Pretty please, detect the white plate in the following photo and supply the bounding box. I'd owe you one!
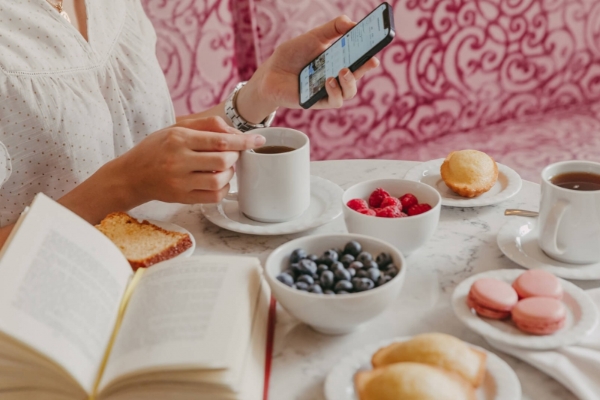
[452,269,599,350]
[148,220,195,258]
[324,336,521,400]
[199,176,343,235]
[497,218,600,280]
[404,158,522,207]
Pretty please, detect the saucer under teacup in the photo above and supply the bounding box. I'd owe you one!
[199,176,342,235]
[497,218,600,280]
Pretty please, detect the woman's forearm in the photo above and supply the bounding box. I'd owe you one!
[57,156,140,225]
[176,78,278,126]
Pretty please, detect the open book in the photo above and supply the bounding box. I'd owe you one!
[0,193,275,400]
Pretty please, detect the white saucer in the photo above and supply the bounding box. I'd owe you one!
[404,158,522,207]
[497,218,600,280]
[324,336,521,400]
[453,269,599,350]
[199,176,343,235]
[148,220,195,258]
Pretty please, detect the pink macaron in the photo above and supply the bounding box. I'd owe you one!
[512,270,563,300]
[512,297,567,335]
[467,278,519,319]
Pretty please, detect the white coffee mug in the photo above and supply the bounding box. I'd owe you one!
[229,127,310,223]
[538,160,600,264]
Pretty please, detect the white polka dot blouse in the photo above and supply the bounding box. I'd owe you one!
[0,0,175,226]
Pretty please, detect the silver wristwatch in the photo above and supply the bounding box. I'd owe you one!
[225,81,276,132]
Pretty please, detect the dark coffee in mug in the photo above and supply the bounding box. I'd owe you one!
[254,145,295,154]
[550,172,600,191]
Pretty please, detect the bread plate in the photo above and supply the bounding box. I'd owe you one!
[324,336,521,400]
[404,158,522,207]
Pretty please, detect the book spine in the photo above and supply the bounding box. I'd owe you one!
[263,296,277,400]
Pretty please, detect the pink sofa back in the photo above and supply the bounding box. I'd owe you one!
[142,0,600,160]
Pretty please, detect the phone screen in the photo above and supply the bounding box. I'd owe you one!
[299,3,390,105]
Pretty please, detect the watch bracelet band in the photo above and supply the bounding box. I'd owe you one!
[225,82,276,132]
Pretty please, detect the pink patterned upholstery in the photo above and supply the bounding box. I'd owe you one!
[142,0,600,182]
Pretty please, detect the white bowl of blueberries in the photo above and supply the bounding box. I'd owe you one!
[265,234,406,335]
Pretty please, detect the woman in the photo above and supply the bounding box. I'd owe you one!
[0,0,379,245]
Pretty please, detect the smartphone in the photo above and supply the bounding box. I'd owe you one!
[298,2,395,109]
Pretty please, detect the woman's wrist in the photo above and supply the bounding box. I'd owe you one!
[58,156,141,224]
[235,74,278,125]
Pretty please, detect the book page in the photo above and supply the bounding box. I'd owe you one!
[0,194,132,394]
[99,256,261,392]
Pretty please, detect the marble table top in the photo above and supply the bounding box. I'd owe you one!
[131,159,600,400]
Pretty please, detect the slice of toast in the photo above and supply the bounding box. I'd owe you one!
[96,212,193,270]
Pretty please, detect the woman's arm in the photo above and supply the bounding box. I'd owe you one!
[178,16,379,126]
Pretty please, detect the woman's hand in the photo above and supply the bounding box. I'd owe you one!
[236,15,381,122]
[118,116,265,204]
[59,117,265,224]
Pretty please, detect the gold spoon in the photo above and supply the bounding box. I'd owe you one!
[504,209,539,217]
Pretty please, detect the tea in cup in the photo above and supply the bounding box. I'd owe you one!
[227,128,310,223]
[538,161,600,264]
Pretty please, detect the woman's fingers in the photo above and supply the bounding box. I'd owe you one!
[186,167,235,192]
[186,150,239,172]
[338,68,357,100]
[184,184,232,204]
[311,15,356,44]
[176,127,265,152]
[316,77,343,109]
[353,57,380,80]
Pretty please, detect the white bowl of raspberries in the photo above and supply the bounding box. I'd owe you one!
[342,179,442,256]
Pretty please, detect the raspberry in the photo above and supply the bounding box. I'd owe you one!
[380,196,401,208]
[407,203,432,216]
[357,208,376,216]
[400,193,418,212]
[375,206,404,218]
[347,198,369,211]
[369,188,391,208]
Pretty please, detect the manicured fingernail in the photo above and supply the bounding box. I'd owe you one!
[343,69,352,81]
[254,135,266,146]
[328,78,337,88]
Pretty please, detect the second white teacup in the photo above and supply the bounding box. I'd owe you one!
[232,127,310,223]
[538,160,600,264]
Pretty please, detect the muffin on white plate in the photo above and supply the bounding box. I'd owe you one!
[440,150,498,198]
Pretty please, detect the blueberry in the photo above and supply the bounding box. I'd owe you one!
[367,268,381,282]
[298,259,317,275]
[348,261,364,271]
[320,270,335,289]
[354,278,375,292]
[335,248,345,258]
[330,261,345,272]
[297,275,314,286]
[340,254,355,267]
[334,268,351,282]
[317,264,329,274]
[295,281,309,291]
[357,252,373,264]
[351,277,362,288]
[336,290,350,294]
[348,267,356,277]
[344,240,362,257]
[386,265,399,278]
[324,290,335,295]
[283,268,296,278]
[376,252,393,269]
[320,249,338,266]
[276,273,294,287]
[356,269,370,278]
[312,273,319,280]
[290,248,307,264]
[377,275,392,287]
[309,284,323,294]
[307,254,319,262]
[334,280,353,292]
[365,260,379,270]
[290,263,301,276]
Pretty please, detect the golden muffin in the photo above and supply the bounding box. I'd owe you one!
[440,150,498,197]
[355,362,476,400]
[371,333,487,387]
